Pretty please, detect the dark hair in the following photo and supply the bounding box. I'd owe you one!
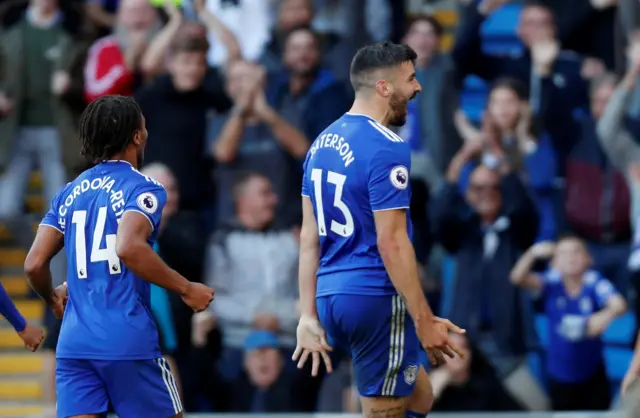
[171,33,210,55]
[349,42,417,92]
[283,24,321,47]
[79,95,143,163]
[490,77,528,100]
[405,14,444,38]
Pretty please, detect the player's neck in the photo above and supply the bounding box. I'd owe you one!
[106,153,138,169]
[349,98,390,126]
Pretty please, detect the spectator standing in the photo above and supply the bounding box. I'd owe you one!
[211,60,310,227]
[137,32,232,211]
[265,26,351,140]
[454,0,588,168]
[596,38,640,321]
[510,238,627,410]
[83,0,163,102]
[545,72,633,294]
[0,0,80,243]
[455,78,558,241]
[260,0,356,82]
[400,14,461,188]
[431,145,545,410]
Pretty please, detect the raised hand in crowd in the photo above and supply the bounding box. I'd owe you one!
[531,36,559,76]
[0,92,14,117]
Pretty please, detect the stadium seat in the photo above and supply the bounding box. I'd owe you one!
[534,314,549,348]
[480,3,524,55]
[460,76,488,123]
[604,346,633,382]
[603,312,637,346]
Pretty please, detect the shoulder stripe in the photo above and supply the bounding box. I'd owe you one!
[367,120,403,142]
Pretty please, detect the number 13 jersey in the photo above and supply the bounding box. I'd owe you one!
[40,160,167,360]
[301,113,413,297]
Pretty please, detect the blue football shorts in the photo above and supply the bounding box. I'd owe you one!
[56,357,181,418]
[317,293,420,397]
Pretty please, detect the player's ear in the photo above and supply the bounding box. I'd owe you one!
[131,130,141,147]
[375,79,392,97]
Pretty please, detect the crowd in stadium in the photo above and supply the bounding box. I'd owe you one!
[1,0,640,415]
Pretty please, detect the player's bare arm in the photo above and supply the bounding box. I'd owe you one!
[622,332,640,394]
[374,209,464,365]
[293,196,333,376]
[116,211,214,312]
[25,225,67,319]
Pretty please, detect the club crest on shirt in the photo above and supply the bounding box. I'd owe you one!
[136,192,158,214]
[580,297,593,314]
[403,365,418,385]
[390,166,409,190]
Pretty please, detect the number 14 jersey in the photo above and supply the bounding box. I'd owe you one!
[301,113,413,297]
[40,160,167,360]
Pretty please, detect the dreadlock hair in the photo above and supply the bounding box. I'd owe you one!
[79,95,143,163]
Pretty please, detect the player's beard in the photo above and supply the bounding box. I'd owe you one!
[388,93,409,127]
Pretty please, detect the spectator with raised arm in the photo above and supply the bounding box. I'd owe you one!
[454,0,588,167]
[455,78,558,241]
[431,143,544,409]
[210,60,310,227]
[510,238,627,410]
[83,0,163,102]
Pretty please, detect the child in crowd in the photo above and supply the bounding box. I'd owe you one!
[510,236,627,411]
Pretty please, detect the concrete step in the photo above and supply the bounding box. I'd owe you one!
[0,402,45,417]
[0,353,43,375]
[0,276,30,298]
[0,378,42,400]
[0,248,26,269]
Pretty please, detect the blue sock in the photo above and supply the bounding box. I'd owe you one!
[406,411,427,418]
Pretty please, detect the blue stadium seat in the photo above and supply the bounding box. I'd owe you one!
[603,312,637,346]
[480,3,524,56]
[460,76,489,123]
[604,346,633,382]
[527,350,546,388]
[534,314,549,348]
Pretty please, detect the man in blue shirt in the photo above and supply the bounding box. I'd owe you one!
[293,42,464,418]
[24,95,215,418]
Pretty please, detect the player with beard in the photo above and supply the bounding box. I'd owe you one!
[293,42,465,418]
[24,95,214,418]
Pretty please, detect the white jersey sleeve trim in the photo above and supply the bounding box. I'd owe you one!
[122,209,155,231]
[301,193,310,197]
[371,206,410,212]
[39,223,65,234]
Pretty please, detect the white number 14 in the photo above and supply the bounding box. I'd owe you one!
[71,207,121,279]
[310,168,354,237]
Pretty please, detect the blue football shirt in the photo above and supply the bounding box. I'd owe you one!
[302,113,412,296]
[537,269,617,382]
[40,160,167,360]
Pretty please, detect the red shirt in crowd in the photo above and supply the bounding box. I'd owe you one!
[84,36,135,103]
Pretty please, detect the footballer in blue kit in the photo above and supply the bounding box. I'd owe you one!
[292,42,464,418]
[24,95,215,418]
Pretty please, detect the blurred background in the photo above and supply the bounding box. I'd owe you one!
[1,0,640,416]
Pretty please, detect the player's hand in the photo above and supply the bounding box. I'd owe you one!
[181,282,214,312]
[417,316,465,366]
[292,315,333,377]
[50,282,68,320]
[18,322,44,352]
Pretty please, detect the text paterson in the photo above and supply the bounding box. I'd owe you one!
[309,133,355,167]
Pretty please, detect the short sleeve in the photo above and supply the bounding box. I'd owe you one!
[532,268,559,300]
[123,181,167,231]
[301,151,311,197]
[39,187,67,234]
[368,147,411,211]
[594,276,618,309]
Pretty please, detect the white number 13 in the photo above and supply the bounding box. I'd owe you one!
[310,169,354,237]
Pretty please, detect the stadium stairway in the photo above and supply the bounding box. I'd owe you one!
[0,172,48,417]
